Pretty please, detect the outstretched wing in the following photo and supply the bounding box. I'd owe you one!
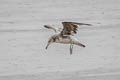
[44,25,57,33]
[61,22,92,35]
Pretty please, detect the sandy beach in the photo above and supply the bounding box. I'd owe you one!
[0,0,120,80]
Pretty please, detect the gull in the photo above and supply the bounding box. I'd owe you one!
[44,22,92,55]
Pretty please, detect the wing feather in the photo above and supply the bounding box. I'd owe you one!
[61,22,78,35]
[44,25,57,32]
[61,22,92,35]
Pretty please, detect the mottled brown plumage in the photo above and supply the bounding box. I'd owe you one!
[61,22,92,35]
[44,21,92,55]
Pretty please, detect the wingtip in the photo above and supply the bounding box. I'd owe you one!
[86,24,92,26]
[62,22,92,26]
[44,25,50,28]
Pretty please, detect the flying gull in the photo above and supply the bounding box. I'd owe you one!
[44,22,92,55]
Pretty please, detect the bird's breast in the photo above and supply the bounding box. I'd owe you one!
[55,37,71,44]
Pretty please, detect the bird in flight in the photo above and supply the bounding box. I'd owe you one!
[44,22,92,55]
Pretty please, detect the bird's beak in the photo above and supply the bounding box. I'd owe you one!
[45,42,50,50]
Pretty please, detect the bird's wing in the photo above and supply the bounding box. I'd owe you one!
[44,25,57,33]
[61,22,92,35]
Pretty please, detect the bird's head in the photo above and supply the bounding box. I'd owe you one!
[45,36,55,49]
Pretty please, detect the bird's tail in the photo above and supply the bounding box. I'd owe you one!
[71,37,86,47]
[77,43,86,47]
[44,25,57,33]
[73,40,86,47]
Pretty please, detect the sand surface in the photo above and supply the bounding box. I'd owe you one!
[0,0,120,80]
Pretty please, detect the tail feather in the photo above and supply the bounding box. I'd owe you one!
[74,42,86,47]
[78,43,86,47]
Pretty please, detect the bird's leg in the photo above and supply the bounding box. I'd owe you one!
[69,38,74,55]
[70,44,72,55]
[70,44,74,55]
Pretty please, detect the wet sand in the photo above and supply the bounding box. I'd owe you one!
[0,0,120,80]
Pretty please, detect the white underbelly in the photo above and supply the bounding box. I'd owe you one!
[55,37,71,44]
